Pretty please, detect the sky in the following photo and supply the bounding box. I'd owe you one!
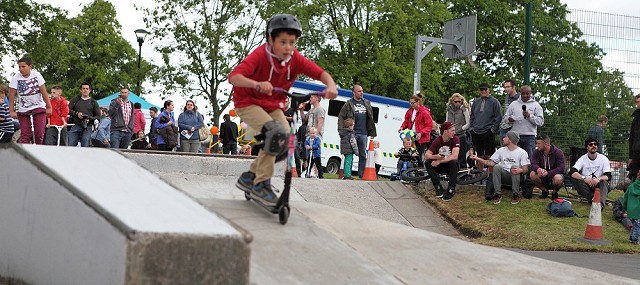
[4,0,638,118]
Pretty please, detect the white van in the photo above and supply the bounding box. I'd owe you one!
[290,80,410,177]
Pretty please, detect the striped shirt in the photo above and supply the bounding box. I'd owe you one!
[0,103,14,133]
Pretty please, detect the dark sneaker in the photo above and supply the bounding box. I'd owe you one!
[511,195,520,205]
[539,190,549,199]
[435,187,444,198]
[251,181,279,204]
[236,171,255,193]
[342,176,354,180]
[551,192,559,200]
[493,194,502,205]
[485,195,493,201]
[442,189,455,201]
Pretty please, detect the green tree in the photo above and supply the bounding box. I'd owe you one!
[17,0,148,99]
[141,0,263,127]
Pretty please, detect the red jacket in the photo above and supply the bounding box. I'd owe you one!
[133,108,146,133]
[400,105,433,144]
[49,96,69,126]
[229,43,325,112]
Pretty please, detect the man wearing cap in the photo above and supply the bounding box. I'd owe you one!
[469,82,502,167]
[424,122,460,201]
[471,131,530,205]
[587,115,607,154]
[569,137,611,209]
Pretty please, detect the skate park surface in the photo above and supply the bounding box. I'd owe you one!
[1,144,638,284]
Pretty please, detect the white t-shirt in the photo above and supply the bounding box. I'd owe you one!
[573,153,611,178]
[9,70,46,113]
[490,146,530,169]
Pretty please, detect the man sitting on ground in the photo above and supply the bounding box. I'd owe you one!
[529,135,566,199]
[569,137,611,209]
[424,122,460,201]
[471,131,530,205]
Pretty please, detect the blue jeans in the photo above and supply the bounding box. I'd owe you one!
[631,219,640,243]
[355,134,368,178]
[110,130,131,149]
[67,125,92,147]
[517,135,535,159]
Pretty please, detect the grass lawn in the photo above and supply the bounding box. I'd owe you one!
[415,184,640,254]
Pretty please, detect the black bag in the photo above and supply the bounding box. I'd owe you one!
[546,199,577,217]
[520,178,534,199]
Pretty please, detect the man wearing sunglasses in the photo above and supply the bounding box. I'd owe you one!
[469,82,502,166]
[569,137,611,209]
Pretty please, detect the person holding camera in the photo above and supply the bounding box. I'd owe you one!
[68,82,100,147]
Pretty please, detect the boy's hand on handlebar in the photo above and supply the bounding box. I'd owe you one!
[255,82,273,95]
[322,86,338,99]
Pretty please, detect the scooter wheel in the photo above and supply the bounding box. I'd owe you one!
[278,205,290,225]
[244,192,251,201]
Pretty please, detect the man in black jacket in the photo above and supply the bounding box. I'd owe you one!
[220,114,238,154]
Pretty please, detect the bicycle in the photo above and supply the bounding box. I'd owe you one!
[242,87,324,225]
[390,153,419,181]
[401,165,488,185]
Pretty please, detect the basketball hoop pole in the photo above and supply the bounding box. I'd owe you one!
[413,37,464,94]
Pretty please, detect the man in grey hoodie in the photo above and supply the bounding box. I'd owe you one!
[501,85,543,159]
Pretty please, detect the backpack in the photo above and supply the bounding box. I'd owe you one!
[546,199,577,217]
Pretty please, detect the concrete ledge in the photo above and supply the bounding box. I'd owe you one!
[0,144,250,285]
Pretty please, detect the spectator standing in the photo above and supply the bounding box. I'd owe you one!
[220,114,239,154]
[91,107,111,148]
[472,131,530,205]
[301,93,325,138]
[623,172,640,244]
[569,137,611,209]
[68,82,100,147]
[230,13,337,204]
[305,127,323,178]
[148,106,158,150]
[469,82,502,167]
[0,84,15,143]
[424,122,460,201]
[44,85,69,146]
[8,56,52,144]
[338,118,358,180]
[630,94,640,181]
[177,100,203,153]
[586,115,607,154]
[338,85,376,178]
[445,93,470,168]
[155,100,177,151]
[109,88,135,149]
[132,102,146,140]
[399,92,433,167]
[499,80,520,145]
[529,135,566,199]
[373,140,382,176]
[501,85,544,159]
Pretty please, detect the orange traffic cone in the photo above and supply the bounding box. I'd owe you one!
[576,188,610,245]
[292,163,298,177]
[362,139,378,181]
[338,156,344,179]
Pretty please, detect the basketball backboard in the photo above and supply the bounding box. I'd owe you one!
[443,14,477,59]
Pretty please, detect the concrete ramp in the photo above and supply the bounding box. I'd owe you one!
[0,144,250,285]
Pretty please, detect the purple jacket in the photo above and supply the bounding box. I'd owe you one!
[530,144,566,177]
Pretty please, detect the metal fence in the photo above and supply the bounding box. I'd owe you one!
[533,9,640,189]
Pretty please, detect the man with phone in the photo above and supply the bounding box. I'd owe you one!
[501,85,543,159]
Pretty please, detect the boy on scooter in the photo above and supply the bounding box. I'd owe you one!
[230,14,337,204]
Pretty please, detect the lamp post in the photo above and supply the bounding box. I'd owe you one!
[134,28,149,95]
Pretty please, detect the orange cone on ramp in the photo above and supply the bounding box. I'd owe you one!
[338,156,344,179]
[362,139,378,181]
[292,164,298,177]
[576,188,610,245]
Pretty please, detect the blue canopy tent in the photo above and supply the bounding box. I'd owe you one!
[96,92,160,134]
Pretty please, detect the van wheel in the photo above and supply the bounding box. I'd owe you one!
[326,158,340,174]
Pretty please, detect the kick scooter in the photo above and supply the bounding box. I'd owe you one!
[243,87,324,225]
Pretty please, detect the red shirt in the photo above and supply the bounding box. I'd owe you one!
[133,108,146,133]
[49,96,69,126]
[229,43,325,112]
[428,135,460,158]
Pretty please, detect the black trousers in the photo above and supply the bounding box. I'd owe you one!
[424,159,458,190]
